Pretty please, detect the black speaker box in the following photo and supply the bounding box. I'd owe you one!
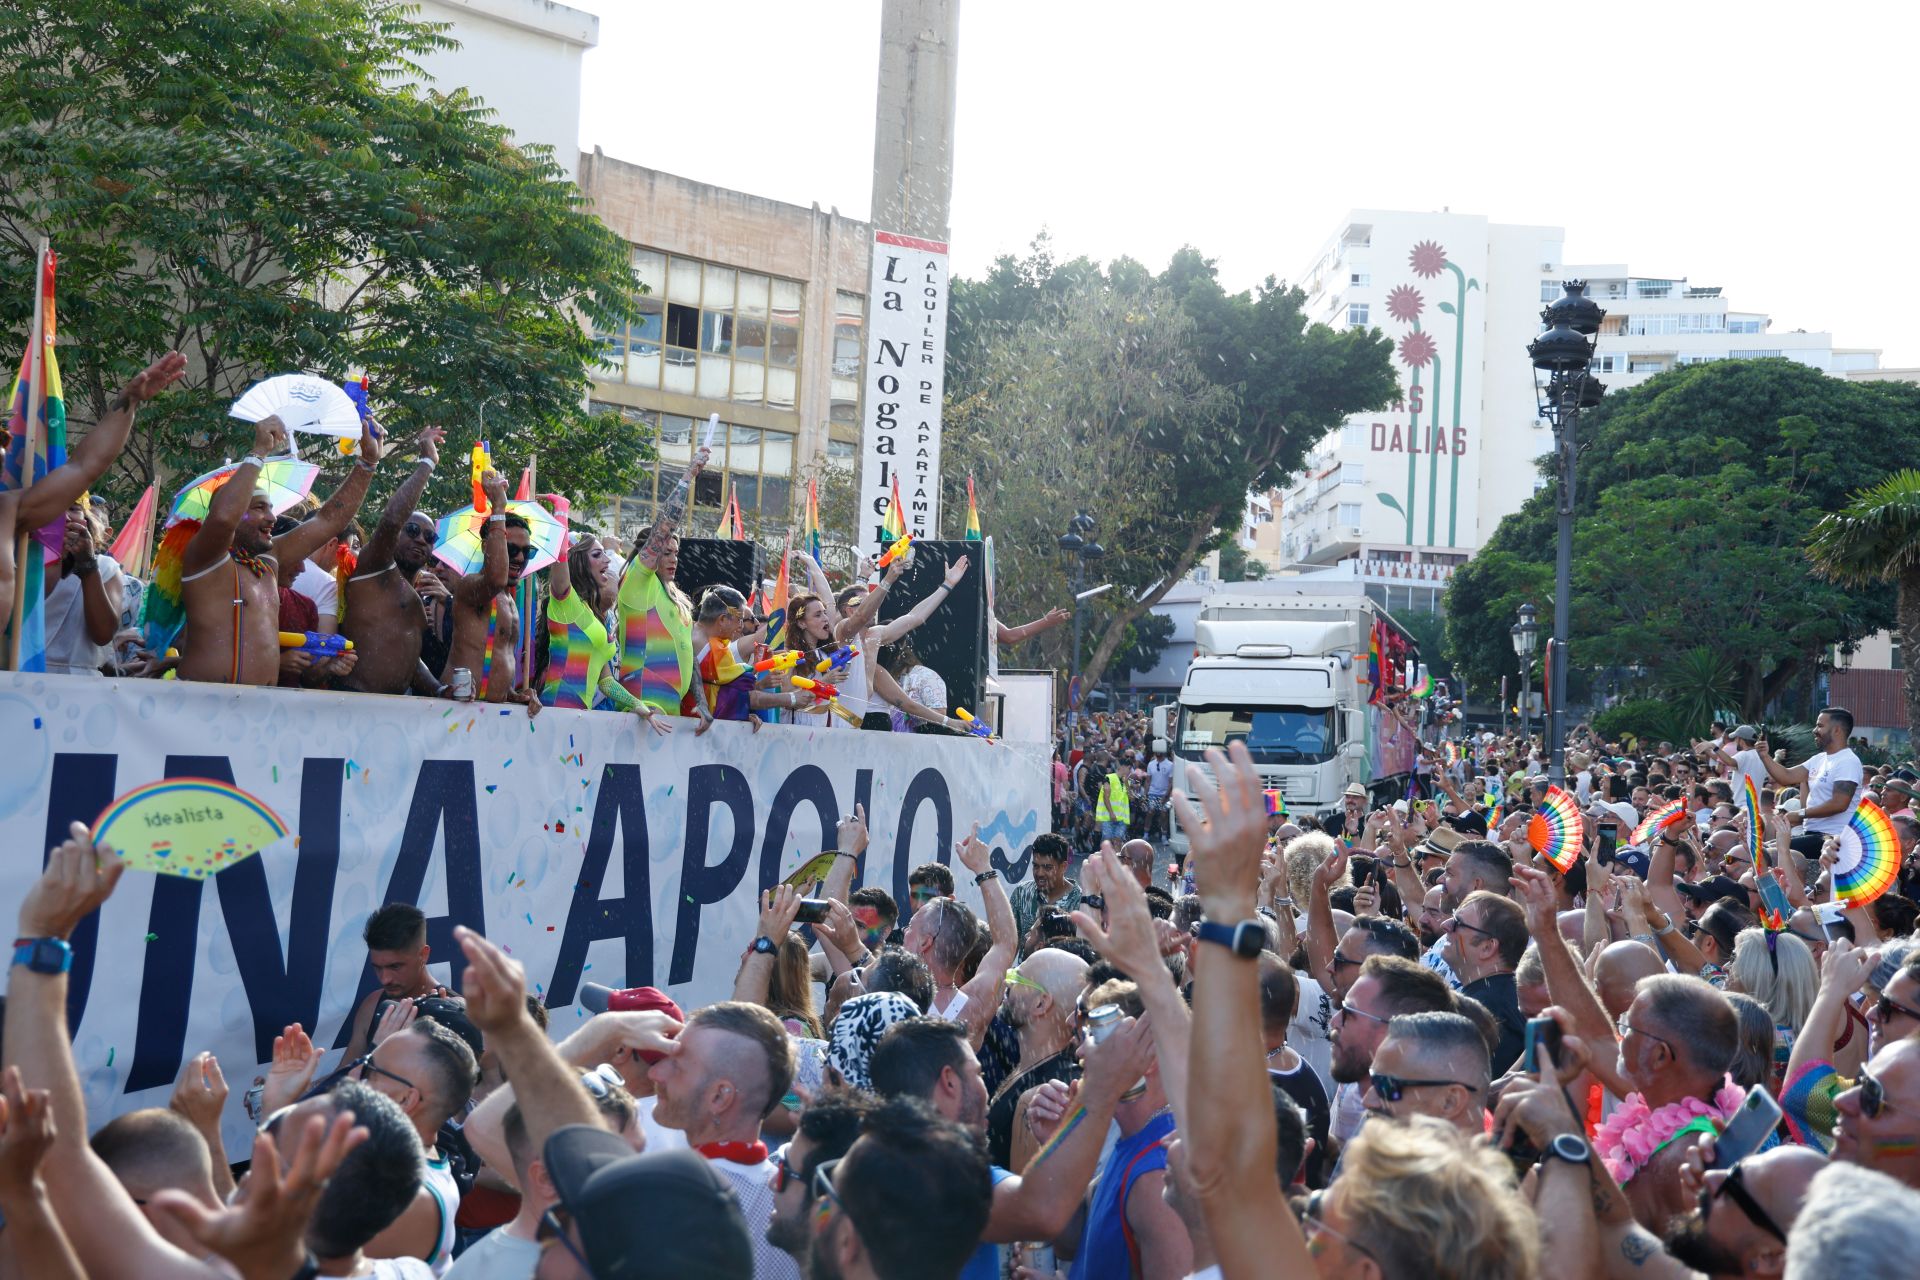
[675,538,758,605]
[874,539,989,719]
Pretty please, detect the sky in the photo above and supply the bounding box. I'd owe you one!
[577,0,1920,366]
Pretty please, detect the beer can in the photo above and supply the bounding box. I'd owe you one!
[450,667,476,701]
[1084,1003,1147,1100]
[1015,1242,1055,1274]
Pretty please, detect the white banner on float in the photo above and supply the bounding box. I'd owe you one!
[0,674,1045,1148]
[857,229,949,552]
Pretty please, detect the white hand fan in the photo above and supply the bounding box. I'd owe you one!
[229,374,362,438]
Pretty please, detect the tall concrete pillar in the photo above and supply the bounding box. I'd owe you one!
[870,0,959,241]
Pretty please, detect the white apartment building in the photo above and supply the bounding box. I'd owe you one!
[1276,209,1880,617]
[409,0,598,176]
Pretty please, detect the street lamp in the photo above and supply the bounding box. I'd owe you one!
[1510,602,1538,746]
[1528,281,1607,784]
[1058,512,1103,749]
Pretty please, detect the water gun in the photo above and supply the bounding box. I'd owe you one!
[754,650,802,674]
[470,440,492,512]
[876,532,914,570]
[952,707,992,739]
[790,675,840,702]
[280,631,353,657]
[339,375,375,456]
[815,645,857,674]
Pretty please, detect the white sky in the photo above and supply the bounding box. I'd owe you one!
[578,0,1920,366]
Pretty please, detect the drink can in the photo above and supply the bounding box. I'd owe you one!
[450,667,476,701]
[243,1080,266,1122]
[1016,1242,1055,1273]
[1084,1004,1147,1100]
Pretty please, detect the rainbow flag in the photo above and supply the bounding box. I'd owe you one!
[964,474,982,540]
[883,474,907,540]
[4,245,65,672]
[804,475,822,565]
[108,484,158,580]
[766,546,791,649]
[714,482,738,540]
[1365,620,1383,705]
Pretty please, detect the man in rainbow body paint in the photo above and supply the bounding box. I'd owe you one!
[865,1012,1151,1280]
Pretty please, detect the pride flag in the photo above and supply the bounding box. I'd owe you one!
[804,475,822,565]
[108,484,159,580]
[964,474,982,540]
[883,475,907,540]
[766,546,791,649]
[1365,620,1383,705]
[4,244,65,672]
[714,481,738,540]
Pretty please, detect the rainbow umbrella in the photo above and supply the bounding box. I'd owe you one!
[168,457,319,525]
[433,500,566,577]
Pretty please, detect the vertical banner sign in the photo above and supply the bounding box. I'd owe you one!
[859,230,949,552]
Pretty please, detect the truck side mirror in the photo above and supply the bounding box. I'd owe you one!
[1152,705,1169,742]
[1344,709,1367,744]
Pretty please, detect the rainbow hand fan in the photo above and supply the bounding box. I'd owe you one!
[1832,798,1901,908]
[1527,785,1588,873]
[1740,776,1765,871]
[1264,789,1288,818]
[1630,798,1687,847]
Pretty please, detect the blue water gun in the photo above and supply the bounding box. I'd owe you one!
[815,645,857,674]
[952,707,992,739]
[279,631,353,657]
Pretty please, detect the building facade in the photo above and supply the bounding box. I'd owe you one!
[1278,209,1881,596]
[411,0,597,175]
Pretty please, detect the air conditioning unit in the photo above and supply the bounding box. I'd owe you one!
[1344,525,1363,537]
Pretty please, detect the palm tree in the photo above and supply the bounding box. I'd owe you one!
[1807,471,1920,749]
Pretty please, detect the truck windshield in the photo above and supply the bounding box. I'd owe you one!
[1177,705,1336,764]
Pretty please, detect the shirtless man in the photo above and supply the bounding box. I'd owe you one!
[439,467,535,710]
[0,351,186,656]
[176,416,377,685]
[338,426,446,695]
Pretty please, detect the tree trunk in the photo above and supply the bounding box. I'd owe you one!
[1900,573,1920,752]
[1077,503,1224,696]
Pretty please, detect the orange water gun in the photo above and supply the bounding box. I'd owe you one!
[754,650,802,673]
[876,532,914,569]
[791,675,840,702]
[470,440,491,512]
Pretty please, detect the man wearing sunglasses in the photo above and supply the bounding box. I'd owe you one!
[1661,1142,1827,1279]
[1833,1039,1920,1190]
[1360,1010,1490,1136]
[353,1018,480,1274]
[765,1093,875,1269]
[808,1099,993,1280]
[340,425,450,694]
[438,467,538,710]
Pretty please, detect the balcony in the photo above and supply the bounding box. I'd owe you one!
[1357,557,1458,584]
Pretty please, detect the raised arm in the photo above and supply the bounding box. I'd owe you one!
[732,886,802,1008]
[1182,742,1313,1278]
[831,553,906,645]
[1645,830,1688,929]
[1753,738,1805,789]
[456,926,602,1157]
[1512,865,1614,1050]
[274,424,378,566]
[0,1068,87,1280]
[998,606,1068,645]
[356,427,442,575]
[636,446,708,571]
[870,662,956,731]
[874,557,967,644]
[954,825,1017,1046]
[1787,940,1874,1097]
[183,417,285,577]
[1304,846,1348,987]
[19,353,186,528]
[1072,844,1193,1121]
[456,469,512,605]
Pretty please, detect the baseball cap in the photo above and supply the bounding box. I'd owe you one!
[1732,724,1759,743]
[579,985,686,1065]
[1611,847,1652,878]
[1675,874,1747,907]
[543,1129,753,1278]
[1780,797,1805,815]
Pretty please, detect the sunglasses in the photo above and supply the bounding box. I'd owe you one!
[1707,1159,1788,1243]
[1003,969,1048,996]
[1877,993,1920,1027]
[1860,1064,1904,1119]
[298,1050,416,1104]
[812,1157,846,1227]
[1443,914,1494,940]
[505,543,533,561]
[1369,1070,1478,1104]
[1335,1001,1391,1027]
[1330,951,1365,971]
[579,1063,623,1098]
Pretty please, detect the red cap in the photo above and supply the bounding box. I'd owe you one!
[579,984,685,1064]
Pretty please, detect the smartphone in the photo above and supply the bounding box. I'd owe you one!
[1756,874,1794,925]
[1521,1017,1563,1074]
[794,898,831,926]
[1597,826,1618,863]
[1709,1086,1784,1169]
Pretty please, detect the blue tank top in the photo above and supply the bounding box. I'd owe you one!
[1070,1111,1175,1280]
[960,1165,1015,1280]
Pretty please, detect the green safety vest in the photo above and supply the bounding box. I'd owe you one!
[1096,773,1131,823]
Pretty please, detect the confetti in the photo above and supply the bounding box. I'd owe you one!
[32,717,42,729]
[443,707,455,717]
[144,932,158,942]
[555,821,566,833]
[569,734,575,748]
[500,709,511,716]
[584,963,592,971]
[667,786,674,796]
[550,926,558,933]
[504,758,513,768]
[467,718,476,732]
[503,945,512,955]
[484,784,498,794]
[525,912,534,925]
[447,723,459,734]
[106,1047,115,1067]
[272,766,279,783]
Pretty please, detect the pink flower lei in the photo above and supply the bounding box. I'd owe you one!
[1594,1079,1746,1184]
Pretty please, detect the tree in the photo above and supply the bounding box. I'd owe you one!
[1113,611,1176,680]
[1807,470,1920,747]
[945,241,1398,699]
[0,0,648,519]
[1446,359,1920,718]
[1217,539,1268,583]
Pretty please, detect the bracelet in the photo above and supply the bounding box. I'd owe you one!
[240,454,265,470]
[355,455,379,472]
[974,869,999,886]
[1654,919,1677,936]
[487,513,506,525]
[71,556,99,578]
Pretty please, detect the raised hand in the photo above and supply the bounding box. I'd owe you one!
[942,556,970,588]
[250,415,291,458]
[18,822,125,941]
[1024,1078,1075,1146]
[0,1066,57,1205]
[357,418,382,467]
[813,899,862,959]
[259,1024,321,1117]
[1509,864,1560,939]
[1818,937,1876,995]
[456,924,532,1037]
[170,1051,229,1131]
[371,997,419,1047]
[956,821,991,876]
[481,468,508,513]
[1071,845,1164,980]
[411,425,446,466]
[1174,741,1267,919]
[1077,1010,1156,1107]
[758,884,803,942]
[117,351,189,407]
[837,803,869,856]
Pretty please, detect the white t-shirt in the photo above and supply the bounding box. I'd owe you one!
[293,559,339,622]
[442,1228,539,1280]
[634,1094,688,1154]
[1287,974,1335,1089]
[1331,1080,1369,1143]
[1727,747,1770,802]
[1803,748,1864,834]
[1147,758,1175,798]
[44,553,122,675]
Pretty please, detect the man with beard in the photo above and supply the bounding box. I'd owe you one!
[1757,709,1863,859]
[1009,834,1083,958]
[339,426,447,694]
[340,903,443,1062]
[1360,1011,1490,1137]
[898,826,1015,1043]
[439,467,536,710]
[765,1092,875,1274]
[868,1014,1150,1280]
[982,948,1086,1169]
[1326,955,1456,1155]
[175,414,378,684]
[806,1097,991,1280]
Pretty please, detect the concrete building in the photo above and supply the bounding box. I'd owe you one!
[410,0,598,176]
[1278,209,1881,613]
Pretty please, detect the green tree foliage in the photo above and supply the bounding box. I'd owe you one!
[1656,646,1739,740]
[1445,360,1920,717]
[946,237,1398,694]
[1590,698,1682,747]
[1113,611,1176,680]
[1216,539,1268,583]
[1808,469,1920,747]
[0,0,647,519]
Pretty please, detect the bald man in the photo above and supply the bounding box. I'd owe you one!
[1361,1010,1490,1137]
[1119,839,1156,889]
[1658,1142,1828,1278]
[1596,940,1668,1020]
[89,1108,222,1257]
[987,946,1089,1168]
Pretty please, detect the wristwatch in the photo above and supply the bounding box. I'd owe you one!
[1540,1132,1592,1168]
[1194,918,1265,960]
[974,869,999,886]
[751,935,778,956]
[12,936,73,975]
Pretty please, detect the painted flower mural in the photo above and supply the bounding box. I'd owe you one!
[1397,331,1437,368]
[1409,240,1448,278]
[1385,285,1424,324]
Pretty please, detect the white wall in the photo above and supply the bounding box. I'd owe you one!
[410,0,598,175]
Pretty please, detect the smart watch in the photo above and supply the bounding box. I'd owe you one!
[1540,1132,1593,1168]
[1194,919,1265,960]
[11,937,73,975]
[751,935,779,956]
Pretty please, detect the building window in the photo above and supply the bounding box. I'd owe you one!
[1676,354,1718,366]
[1589,354,1622,374]
[595,248,804,408]
[1341,423,1366,449]
[1634,279,1674,298]
[1541,281,1562,302]
[1728,318,1765,334]
[1729,350,1782,359]
[1350,271,1370,286]
[1337,502,1363,527]
[1628,358,1667,374]
[591,401,798,537]
[1341,463,1365,485]
[1347,303,1369,326]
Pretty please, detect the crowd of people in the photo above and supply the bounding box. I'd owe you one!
[35,362,1067,735]
[4,705,1920,1278]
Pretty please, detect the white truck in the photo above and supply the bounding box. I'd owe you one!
[1152,589,1420,855]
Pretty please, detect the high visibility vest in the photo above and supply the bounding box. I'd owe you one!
[1096,773,1131,824]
